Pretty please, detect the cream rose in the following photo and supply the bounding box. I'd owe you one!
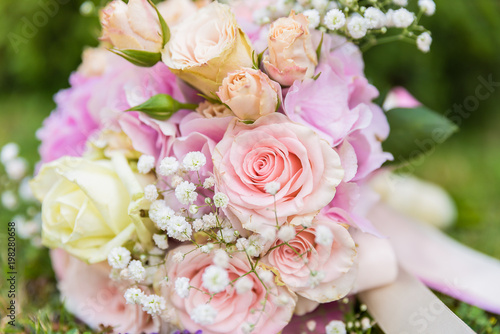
[263,12,318,86]
[100,0,163,52]
[157,0,198,27]
[161,2,254,95]
[217,68,281,121]
[263,216,357,303]
[31,155,155,263]
[196,101,235,118]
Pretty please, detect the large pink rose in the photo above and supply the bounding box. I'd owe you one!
[161,245,297,334]
[212,113,344,235]
[50,249,158,333]
[262,216,357,303]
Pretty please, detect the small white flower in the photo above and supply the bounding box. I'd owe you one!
[417,32,432,53]
[393,0,408,6]
[202,213,218,229]
[261,228,277,242]
[124,288,145,304]
[19,177,34,201]
[276,294,290,307]
[193,218,204,232]
[175,277,191,298]
[235,276,253,294]
[246,235,265,257]
[347,15,368,39]
[236,238,249,251]
[141,294,166,316]
[419,0,435,16]
[5,157,28,180]
[189,204,199,215]
[361,317,372,330]
[171,175,184,188]
[241,322,254,334]
[203,176,215,189]
[173,251,185,263]
[264,181,281,196]
[1,191,18,210]
[191,304,217,326]
[213,192,229,209]
[324,8,346,31]
[307,320,317,332]
[258,270,274,284]
[308,270,325,288]
[253,7,271,25]
[127,260,146,282]
[149,201,176,230]
[218,227,237,243]
[278,225,296,242]
[326,320,347,334]
[202,265,230,294]
[303,9,320,29]
[153,233,169,250]
[175,181,198,205]
[391,8,414,28]
[364,7,386,29]
[315,225,334,246]
[158,156,179,176]
[137,155,155,174]
[213,249,230,268]
[107,247,131,269]
[183,151,207,172]
[144,184,158,202]
[312,0,329,11]
[166,215,192,242]
[0,142,19,164]
[200,243,215,253]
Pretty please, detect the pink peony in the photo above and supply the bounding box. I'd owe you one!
[50,249,158,333]
[262,216,357,303]
[284,64,372,147]
[37,74,100,164]
[212,113,344,235]
[161,245,297,334]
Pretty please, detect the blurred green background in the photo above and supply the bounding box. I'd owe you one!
[0,0,499,332]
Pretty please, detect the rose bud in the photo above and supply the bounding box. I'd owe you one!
[217,68,281,121]
[263,12,318,87]
[100,0,164,53]
[161,2,254,95]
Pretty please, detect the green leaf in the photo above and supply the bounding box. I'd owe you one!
[252,48,268,70]
[109,49,161,67]
[127,94,198,120]
[382,107,459,166]
[148,0,170,47]
[316,32,324,60]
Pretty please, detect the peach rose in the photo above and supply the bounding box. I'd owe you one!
[157,0,197,27]
[196,101,235,118]
[50,249,158,333]
[100,0,163,52]
[262,216,358,303]
[212,113,344,235]
[217,68,281,121]
[160,245,297,334]
[161,2,254,95]
[263,12,318,86]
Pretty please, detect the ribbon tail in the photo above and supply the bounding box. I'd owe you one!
[359,267,475,334]
[368,203,500,314]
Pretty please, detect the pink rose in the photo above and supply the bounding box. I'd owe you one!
[100,0,163,52]
[161,245,297,334]
[262,216,357,303]
[263,12,318,86]
[383,86,422,110]
[217,68,281,121]
[50,249,158,333]
[212,113,344,235]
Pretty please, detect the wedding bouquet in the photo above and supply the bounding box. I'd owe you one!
[25,0,500,333]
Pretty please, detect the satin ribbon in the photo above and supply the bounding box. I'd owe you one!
[368,204,500,314]
[359,268,475,334]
